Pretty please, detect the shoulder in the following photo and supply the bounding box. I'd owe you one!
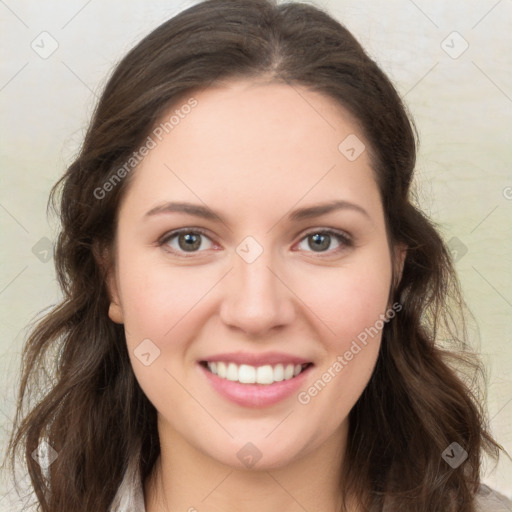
[475,484,512,512]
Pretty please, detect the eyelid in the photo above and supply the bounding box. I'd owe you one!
[158,226,352,257]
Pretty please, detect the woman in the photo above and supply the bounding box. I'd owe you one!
[5,0,511,511]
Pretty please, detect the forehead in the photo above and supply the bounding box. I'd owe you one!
[165,79,366,168]
[119,79,381,222]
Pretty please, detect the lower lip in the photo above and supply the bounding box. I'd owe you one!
[199,363,313,408]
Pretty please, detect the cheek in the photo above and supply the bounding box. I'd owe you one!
[116,255,226,404]
[293,248,391,406]
[117,260,211,410]
[295,267,389,431]
[301,257,392,348]
[117,254,214,345]
[298,252,395,420]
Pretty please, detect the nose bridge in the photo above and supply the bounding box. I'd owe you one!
[219,237,294,334]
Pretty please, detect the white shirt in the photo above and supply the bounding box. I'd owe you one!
[108,456,512,512]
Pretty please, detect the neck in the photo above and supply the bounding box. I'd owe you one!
[145,418,354,512]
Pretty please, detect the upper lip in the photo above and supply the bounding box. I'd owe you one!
[200,352,312,367]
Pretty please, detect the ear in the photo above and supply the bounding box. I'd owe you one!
[93,241,124,324]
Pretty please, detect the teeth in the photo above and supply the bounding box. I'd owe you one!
[205,361,308,385]
[272,363,284,382]
[256,364,274,384]
[239,364,256,384]
[226,362,238,381]
[217,362,227,378]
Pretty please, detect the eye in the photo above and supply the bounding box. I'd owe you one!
[160,228,215,255]
[159,227,352,257]
[296,229,352,255]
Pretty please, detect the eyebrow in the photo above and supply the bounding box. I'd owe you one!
[144,199,370,223]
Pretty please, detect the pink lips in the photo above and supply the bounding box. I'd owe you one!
[198,352,314,408]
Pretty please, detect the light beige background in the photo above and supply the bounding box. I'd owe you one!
[1,0,511,508]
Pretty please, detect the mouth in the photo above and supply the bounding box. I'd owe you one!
[199,360,314,385]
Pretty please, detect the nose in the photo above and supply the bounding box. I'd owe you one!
[219,247,296,336]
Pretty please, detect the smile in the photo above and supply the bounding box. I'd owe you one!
[201,361,312,385]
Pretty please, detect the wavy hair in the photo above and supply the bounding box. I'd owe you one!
[5,0,502,510]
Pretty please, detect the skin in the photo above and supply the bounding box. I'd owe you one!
[106,79,403,512]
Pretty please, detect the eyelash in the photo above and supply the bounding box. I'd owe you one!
[158,227,353,258]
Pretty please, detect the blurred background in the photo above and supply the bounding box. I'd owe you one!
[1,0,511,509]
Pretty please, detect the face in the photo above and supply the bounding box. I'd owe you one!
[106,79,399,470]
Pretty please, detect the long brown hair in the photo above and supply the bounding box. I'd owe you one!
[4,0,502,510]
